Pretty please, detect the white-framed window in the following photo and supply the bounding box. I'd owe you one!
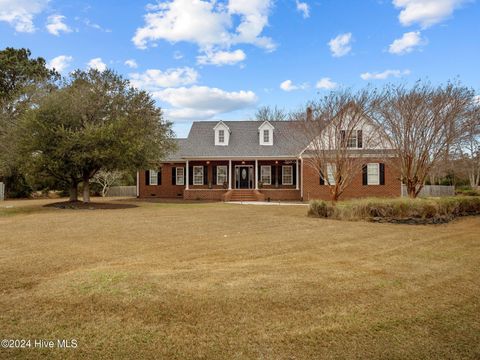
[327,163,336,185]
[149,169,158,185]
[193,166,204,185]
[282,165,293,185]
[217,166,227,185]
[347,132,357,148]
[367,163,380,185]
[218,129,225,143]
[263,129,270,143]
[260,165,271,185]
[176,167,185,186]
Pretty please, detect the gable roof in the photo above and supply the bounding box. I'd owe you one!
[166,121,307,160]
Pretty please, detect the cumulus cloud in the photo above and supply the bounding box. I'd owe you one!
[360,69,411,80]
[132,0,275,52]
[47,55,73,73]
[0,0,49,33]
[280,80,308,92]
[87,57,107,72]
[296,0,310,18]
[328,33,352,57]
[46,14,71,36]
[129,67,199,90]
[153,85,258,121]
[197,49,246,66]
[393,0,468,28]
[124,59,138,68]
[316,77,338,90]
[388,31,426,54]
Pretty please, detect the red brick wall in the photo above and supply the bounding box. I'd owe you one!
[302,158,401,201]
[260,189,301,201]
[138,163,186,198]
[184,189,227,200]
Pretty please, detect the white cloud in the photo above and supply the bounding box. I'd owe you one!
[153,85,258,121]
[46,14,71,36]
[47,55,73,73]
[328,32,352,57]
[316,77,338,90]
[132,0,275,52]
[197,49,246,66]
[129,67,198,90]
[296,0,310,18]
[173,51,184,60]
[87,57,107,72]
[124,59,138,68]
[393,0,468,28]
[360,69,411,80]
[0,0,49,33]
[280,80,308,92]
[84,18,111,32]
[388,31,426,54]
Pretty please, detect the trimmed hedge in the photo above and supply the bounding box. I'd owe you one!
[308,196,480,224]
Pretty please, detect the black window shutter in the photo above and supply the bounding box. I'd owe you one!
[357,130,363,148]
[189,166,193,185]
[362,164,368,185]
[145,170,150,186]
[278,165,282,185]
[380,163,385,185]
[319,171,325,185]
[158,168,162,185]
[340,130,346,146]
[213,166,217,185]
[271,165,276,185]
[293,165,297,186]
[204,165,208,185]
[171,167,176,185]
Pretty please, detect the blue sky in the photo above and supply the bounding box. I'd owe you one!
[1,0,479,137]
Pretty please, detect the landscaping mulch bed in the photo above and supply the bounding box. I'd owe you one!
[44,201,137,210]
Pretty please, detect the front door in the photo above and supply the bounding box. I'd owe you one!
[239,166,250,189]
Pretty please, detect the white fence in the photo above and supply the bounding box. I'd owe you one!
[401,185,455,197]
[105,186,136,197]
[0,182,4,201]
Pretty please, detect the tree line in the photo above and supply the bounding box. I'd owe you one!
[256,83,479,201]
[0,47,175,203]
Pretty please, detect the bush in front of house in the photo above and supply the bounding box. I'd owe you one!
[308,196,480,224]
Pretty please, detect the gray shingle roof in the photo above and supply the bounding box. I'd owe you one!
[165,121,307,160]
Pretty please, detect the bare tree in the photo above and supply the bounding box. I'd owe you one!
[92,170,123,197]
[290,89,380,202]
[373,82,474,198]
[254,105,288,122]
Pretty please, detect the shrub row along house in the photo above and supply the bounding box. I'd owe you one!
[137,115,400,201]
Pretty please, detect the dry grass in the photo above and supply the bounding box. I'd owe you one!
[0,198,479,359]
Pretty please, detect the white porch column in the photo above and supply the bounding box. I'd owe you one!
[228,160,232,190]
[300,157,304,198]
[186,160,189,190]
[255,159,258,190]
[296,159,299,190]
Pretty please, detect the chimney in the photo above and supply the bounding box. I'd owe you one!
[306,107,313,121]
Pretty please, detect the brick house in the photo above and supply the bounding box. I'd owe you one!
[137,120,401,201]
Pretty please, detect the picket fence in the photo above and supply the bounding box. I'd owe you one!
[0,182,4,201]
[401,185,455,197]
[105,186,136,197]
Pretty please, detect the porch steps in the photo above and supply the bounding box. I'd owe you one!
[229,190,258,202]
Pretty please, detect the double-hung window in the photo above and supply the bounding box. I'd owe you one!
[149,170,158,185]
[263,129,270,143]
[282,165,293,185]
[218,129,225,144]
[176,167,185,185]
[327,163,336,185]
[193,166,204,185]
[367,163,380,185]
[217,166,227,185]
[260,165,271,185]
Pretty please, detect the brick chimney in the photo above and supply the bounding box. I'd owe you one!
[306,106,313,121]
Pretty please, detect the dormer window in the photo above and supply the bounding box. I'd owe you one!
[214,121,230,146]
[258,121,274,146]
[263,129,269,143]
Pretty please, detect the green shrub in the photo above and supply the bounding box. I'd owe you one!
[456,188,480,196]
[308,196,480,224]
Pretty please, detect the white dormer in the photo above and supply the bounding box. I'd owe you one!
[258,121,274,146]
[213,121,230,146]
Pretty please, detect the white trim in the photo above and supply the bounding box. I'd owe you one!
[186,160,189,189]
[260,165,272,185]
[282,165,293,185]
[367,163,380,185]
[176,167,185,186]
[300,157,304,198]
[255,159,258,190]
[149,169,158,185]
[228,160,232,190]
[193,165,204,185]
[295,159,299,190]
[234,165,254,189]
[327,163,336,185]
[216,165,227,185]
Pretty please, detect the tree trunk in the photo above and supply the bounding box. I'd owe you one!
[407,182,418,198]
[82,175,90,203]
[69,182,78,202]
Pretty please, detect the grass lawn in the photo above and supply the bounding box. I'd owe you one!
[0,198,479,359]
